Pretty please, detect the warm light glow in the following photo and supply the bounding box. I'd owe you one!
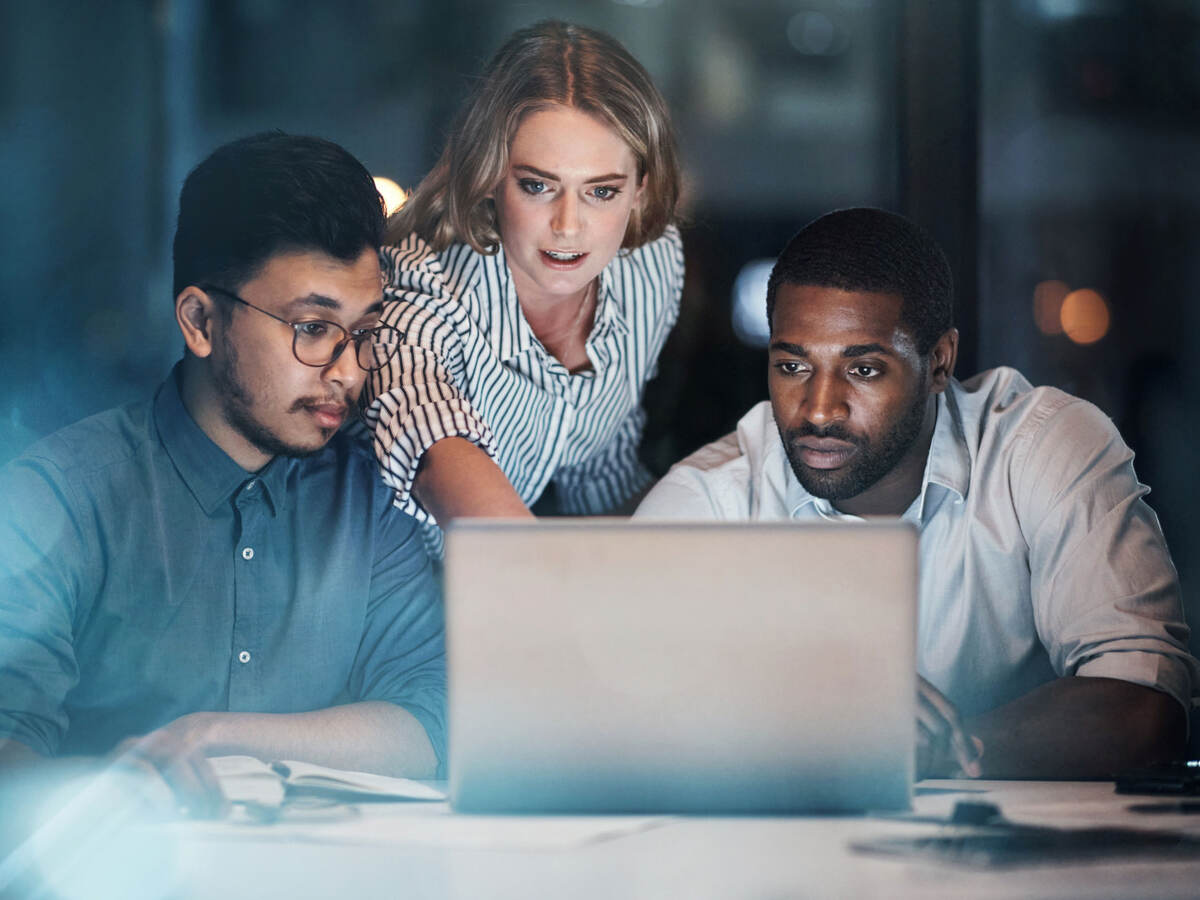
[1032,280,1069,335]
[373,177,408,217]
[1060,288,1110,344]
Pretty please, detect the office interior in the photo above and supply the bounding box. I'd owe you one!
[2,1,1197,653]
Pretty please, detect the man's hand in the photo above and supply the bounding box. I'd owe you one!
[917,677,983,779]
[110,713,226,818]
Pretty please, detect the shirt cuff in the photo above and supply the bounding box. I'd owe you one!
[1075,650,1194,720]
[373,396,498,526]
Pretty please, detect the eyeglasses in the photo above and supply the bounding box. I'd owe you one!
[201,285,402,372]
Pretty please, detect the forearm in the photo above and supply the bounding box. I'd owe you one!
[967,676,1184,779]
[181,701,438,779]
[413,437,532,522]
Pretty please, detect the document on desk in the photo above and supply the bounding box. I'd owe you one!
[210,755,445,806]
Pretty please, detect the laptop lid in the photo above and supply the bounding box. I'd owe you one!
[444,519,917,813]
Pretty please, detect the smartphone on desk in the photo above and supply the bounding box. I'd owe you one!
[1115,760,1200,795]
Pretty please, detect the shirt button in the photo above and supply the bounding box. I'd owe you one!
[241,547,254,560]
[238,650,251,664]
[246,480,258,492]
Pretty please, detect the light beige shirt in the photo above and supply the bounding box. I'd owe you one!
[637,367,1196,717]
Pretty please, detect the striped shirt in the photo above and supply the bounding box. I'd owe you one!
[363,225,684,553]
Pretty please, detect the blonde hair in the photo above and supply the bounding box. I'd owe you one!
[388,20,680,254]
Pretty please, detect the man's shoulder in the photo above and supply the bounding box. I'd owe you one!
[10,397,155,481]
[314,428,423,527]
[953,366,1112,455]
[637,401,776,520]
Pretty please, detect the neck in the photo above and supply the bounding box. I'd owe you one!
[178,356,273,472]
[518,280,596,347]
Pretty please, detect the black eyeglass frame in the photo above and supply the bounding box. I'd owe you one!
[199,284,401,372]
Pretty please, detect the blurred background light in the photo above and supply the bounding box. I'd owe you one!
[373,177,408,217]
[731,259,775,347]
[786,11,847,56]
[1032,279,1070,335]
[1060,288,1110,344]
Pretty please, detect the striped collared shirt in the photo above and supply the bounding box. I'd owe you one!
[364,226,684,553]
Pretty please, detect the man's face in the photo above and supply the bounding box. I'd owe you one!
[768,283,936,513]
[207,247,382,464]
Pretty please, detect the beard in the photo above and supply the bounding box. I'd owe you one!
[778,380,929,502]
[213,336,339,460]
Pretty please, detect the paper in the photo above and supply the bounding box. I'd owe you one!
[209,755,445,807]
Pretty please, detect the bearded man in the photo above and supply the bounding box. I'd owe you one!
[0,133,444,816]
[637,207,1194,779]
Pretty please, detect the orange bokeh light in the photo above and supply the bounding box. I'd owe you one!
[1060,288,1110,345]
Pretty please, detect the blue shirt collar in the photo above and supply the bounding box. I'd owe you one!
[153,365,293,516]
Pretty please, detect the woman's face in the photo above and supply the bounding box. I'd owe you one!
[492,104,645,309]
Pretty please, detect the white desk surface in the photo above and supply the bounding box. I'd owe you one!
[27,779,1200,900]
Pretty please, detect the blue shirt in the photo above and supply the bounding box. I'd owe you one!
[0,367,446,767]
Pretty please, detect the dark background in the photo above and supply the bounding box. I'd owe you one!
[2,1,1197,640]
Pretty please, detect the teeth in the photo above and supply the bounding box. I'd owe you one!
[545,250,583,261]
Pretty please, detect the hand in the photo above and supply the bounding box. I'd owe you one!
[917,677,983,779]
[110,713,227,819]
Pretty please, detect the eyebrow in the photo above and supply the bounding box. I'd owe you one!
[286,294,384,320]
[513,164,630,184]
[768,341,894,358]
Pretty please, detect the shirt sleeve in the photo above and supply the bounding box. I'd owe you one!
[0,456,84,755]
[362,239,499,525]
[554,407,654,514]
[1017,396,1196,714]
[348,502,448,776]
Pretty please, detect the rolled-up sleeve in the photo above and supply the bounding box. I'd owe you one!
[0,457,85,755]
[363,241,499,525]
[348,502,447,775]
[1019,397,1195,714]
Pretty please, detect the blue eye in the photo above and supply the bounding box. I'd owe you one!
[591,185,621,201]
[518,179,548,195]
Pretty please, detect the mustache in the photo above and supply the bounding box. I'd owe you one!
[784,421,859,443]
[288,394,352,414]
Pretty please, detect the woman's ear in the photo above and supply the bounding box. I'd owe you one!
[175,287,219,359]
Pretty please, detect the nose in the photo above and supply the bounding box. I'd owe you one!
[323,338,364,397]
[551,192,581,238]
[798,371,848,428]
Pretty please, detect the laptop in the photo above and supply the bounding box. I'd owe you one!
[443,519,917,814]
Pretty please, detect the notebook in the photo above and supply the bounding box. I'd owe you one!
[444,519,918,813]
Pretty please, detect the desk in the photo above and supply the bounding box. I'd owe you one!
[20,780,1200,899]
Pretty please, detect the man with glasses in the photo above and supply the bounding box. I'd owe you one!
[0,133,443,817]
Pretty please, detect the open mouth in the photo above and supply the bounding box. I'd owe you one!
[542,249,586,263]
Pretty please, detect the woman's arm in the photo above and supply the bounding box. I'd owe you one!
[414,437,532,521]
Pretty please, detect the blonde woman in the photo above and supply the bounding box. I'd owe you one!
[364,20,683,550]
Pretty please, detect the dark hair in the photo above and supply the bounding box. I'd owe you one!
[389,19,680,253]
[766,207,954,355]
[172,131,384,296]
